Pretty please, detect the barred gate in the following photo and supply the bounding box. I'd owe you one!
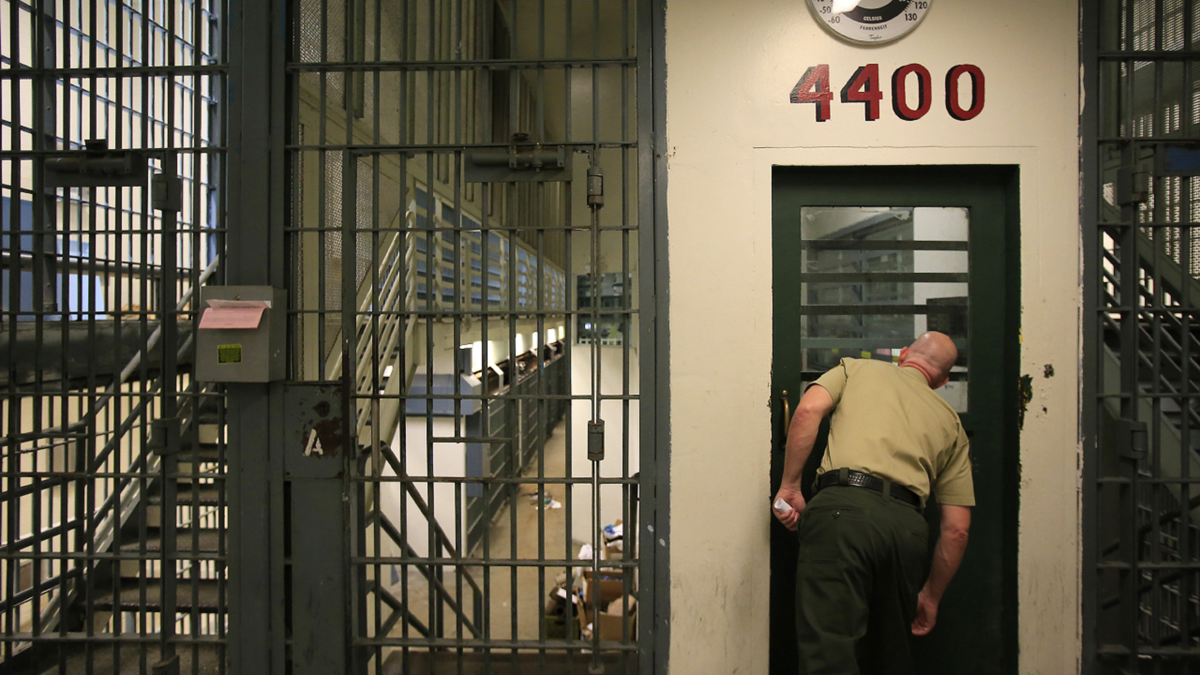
[1085,0,1200,671]
[1,0,228,672]
[285,0,660,671]
[2,0,666,673]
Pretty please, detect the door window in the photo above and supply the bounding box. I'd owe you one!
[800,206,970,411]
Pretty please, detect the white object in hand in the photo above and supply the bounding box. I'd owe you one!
[773,497,794,514]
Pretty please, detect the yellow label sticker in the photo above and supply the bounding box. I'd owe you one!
[218,344,242,364]
[861,350,872,359]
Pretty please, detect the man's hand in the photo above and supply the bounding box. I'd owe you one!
[911,590,938,635]
[911,504,971,636]
[774,385,833,531]
[772,486,806,531]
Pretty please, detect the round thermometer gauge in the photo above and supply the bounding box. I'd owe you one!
[808,0,931,45]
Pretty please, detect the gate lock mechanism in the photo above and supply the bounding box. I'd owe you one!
[465,132,573,183]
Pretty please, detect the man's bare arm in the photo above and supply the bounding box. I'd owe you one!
[911,504,971,636]
[772,385,834,530]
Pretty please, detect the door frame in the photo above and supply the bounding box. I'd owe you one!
[769,165,1021,674]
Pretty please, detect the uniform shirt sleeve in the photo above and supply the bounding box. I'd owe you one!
[932,423,975,506]
[809,358,851,406]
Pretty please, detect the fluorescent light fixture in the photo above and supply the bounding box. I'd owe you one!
[383,365,393,378]
[831,0,860,12]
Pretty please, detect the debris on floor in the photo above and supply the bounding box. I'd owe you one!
[563,531,639,642]
[527,492,562,509]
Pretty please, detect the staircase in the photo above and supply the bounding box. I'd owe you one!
[1098,222,1200,649]
[1101,228,1200,466]
[2,205,518,673]
[97,391,227,644]
[1,256,229,674]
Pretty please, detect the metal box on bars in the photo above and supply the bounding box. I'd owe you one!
[196,286,287,383]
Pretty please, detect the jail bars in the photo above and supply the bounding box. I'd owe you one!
[1086,0,1200,671]
[1,0,229,673]
[286,0,649,673]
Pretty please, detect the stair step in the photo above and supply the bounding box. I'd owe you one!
[198,422,220,445]
[173,442,224,463]
[88,578,223,613]
[22,638,222,675]
[146,487,223,507]
[119,529,223,554]
[142,488,226,526]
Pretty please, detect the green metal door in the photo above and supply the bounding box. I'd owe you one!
[770,166,1020,674]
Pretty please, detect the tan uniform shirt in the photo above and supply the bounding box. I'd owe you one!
[810,358,974,507]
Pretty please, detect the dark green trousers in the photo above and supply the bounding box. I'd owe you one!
[794,485,928,675]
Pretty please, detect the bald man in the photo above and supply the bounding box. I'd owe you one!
[772,332,973,675]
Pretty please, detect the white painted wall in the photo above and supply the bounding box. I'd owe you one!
[666,1,1080,672]
[382,417,468,560]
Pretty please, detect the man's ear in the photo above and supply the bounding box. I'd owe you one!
[898,346,909,362]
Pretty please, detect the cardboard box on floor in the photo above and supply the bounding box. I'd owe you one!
[579,594,637,642]
[579,569,637,641]
[583,568,628,608]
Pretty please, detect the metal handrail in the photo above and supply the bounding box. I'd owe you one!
[1103,230,1200,393]
[323,202,408,381]
[372,231,485,637]
[374,509,480,638]
[1,250,169,279]
[10,255,220,441]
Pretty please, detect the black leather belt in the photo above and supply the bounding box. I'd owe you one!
[816,469,921,508]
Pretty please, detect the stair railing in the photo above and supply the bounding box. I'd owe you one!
[322,206,485,641]
[1101,230,1200,434]
[0,254,219,644]
[1098,225,1200,591]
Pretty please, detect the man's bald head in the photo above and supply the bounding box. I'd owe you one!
[898,331,958,389]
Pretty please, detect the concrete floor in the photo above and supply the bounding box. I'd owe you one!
[477,422,587,642]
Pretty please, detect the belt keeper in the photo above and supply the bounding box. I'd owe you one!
[881,477,893,500]
[837,467,849,486]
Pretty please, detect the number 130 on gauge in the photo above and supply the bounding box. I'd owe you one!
[790,63,985,122]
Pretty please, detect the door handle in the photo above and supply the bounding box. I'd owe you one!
[781,390,792,442]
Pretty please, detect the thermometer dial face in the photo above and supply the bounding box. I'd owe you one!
[808,0,931,44]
